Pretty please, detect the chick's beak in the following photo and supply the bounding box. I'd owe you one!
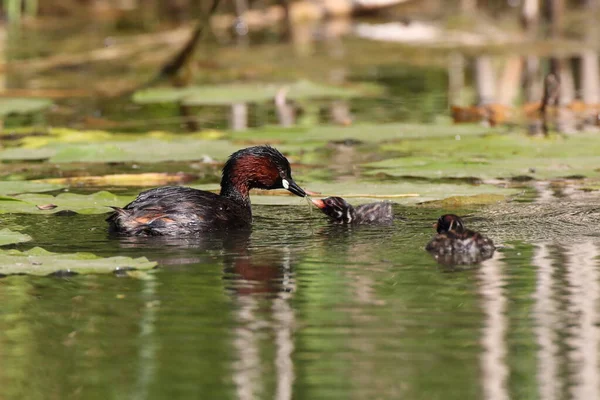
[284,179,306,197]
[310,198,326,209]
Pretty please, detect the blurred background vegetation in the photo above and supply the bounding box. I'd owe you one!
[0,0,595,133]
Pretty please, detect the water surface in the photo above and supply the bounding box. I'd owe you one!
[0,194,598,399]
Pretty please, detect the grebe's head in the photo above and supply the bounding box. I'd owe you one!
[434,214,465,234]
[311,196,355,224]
[221,145,306,198]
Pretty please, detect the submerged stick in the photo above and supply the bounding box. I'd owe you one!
[144,0,221,88]
[0,27,193,73]
[249,191,420,198]
[541,72,560,136]
[325,193,419,199]
[35,173,194,187]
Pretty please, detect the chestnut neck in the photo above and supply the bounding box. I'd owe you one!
[220,175,251,207]
[219,148,283,209]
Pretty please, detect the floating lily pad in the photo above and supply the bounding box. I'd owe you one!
[355,132,600,181]
[0,228,31,246]
[0,191,134,214]
[299,181,518,205]
[3,127,225,148]
[0,247,155,276]
[37,172,193,187]
[0,181,64,195]
[233,123,494,144]
[0,147,56,161]
[0,98,53,117]
[191,181,518,206]
[418,193,509,207]
[378,131,600,159]
[0,139,240,163]
[362,155,600,180]
[133,80,378,105]
[51,139,239,163]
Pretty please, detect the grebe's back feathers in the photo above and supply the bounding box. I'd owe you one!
[107,186,250,235]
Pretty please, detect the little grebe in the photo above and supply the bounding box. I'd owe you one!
[425,214,495,264]
[107,145,306,235]
[311,196,394,224]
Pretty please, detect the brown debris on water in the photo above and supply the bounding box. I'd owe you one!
[36,204,58,210]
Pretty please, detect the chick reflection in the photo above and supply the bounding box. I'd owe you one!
[313,221,398,270]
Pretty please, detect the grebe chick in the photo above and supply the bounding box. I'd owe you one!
[311,196,393,224]
[426,214,495,264]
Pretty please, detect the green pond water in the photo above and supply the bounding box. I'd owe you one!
[2,6,600,399]
[1,195,600,399]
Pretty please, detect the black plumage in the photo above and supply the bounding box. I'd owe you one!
[107,145,305,235]
[426,214,495,265]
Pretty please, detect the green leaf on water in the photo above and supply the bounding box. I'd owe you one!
[0,247,156,276]
[190,181,518,206]
[133,80,378,105]
[417,194,509,207]
[299,181,519,205]
[0,191,134,214]
[0,147,56,161]
[50,139,240,163]
[0,98,52,117]
[0,181,65,195]
[378,131,600,160]
[0,228,31,246]
[232,123,495,144]
[355,132,600,180]
[0,139,240,163]
[5,127,225,148]
[362,155,600,180]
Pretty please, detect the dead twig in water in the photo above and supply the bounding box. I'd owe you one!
[541,72,560,136]
[143,0,222,88]
[321,193,419,199]
[0,0,221,98]
[35,173,196,187]
[0,27,194,74]
[249,191,420,198]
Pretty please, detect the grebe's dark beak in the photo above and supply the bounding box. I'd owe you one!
[284,179,306,197]
[310,198,326,209]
